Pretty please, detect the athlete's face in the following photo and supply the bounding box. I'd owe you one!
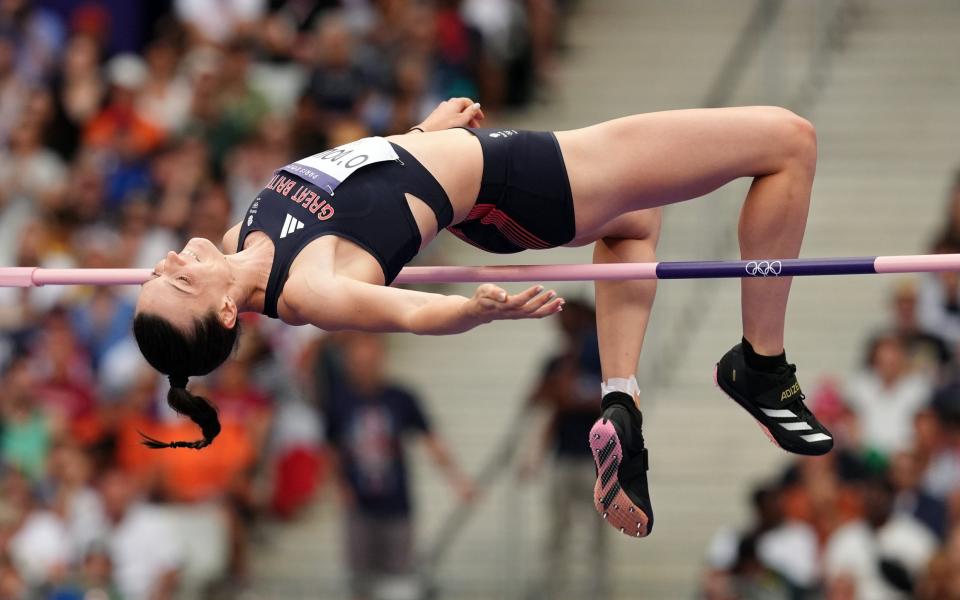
[136,237,235,331]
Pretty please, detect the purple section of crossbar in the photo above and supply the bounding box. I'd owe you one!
[655,257,878,279]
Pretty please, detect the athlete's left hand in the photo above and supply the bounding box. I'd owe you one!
[415,97,486,132]
[467,283,565,324]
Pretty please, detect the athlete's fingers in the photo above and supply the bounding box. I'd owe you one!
[448,97,474,111]
[503,285,543,308]
[518,289,556,314]
[468,107,485,127]
[466,103,484,127]
[529,298,565,319]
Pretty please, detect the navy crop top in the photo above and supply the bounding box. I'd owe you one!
[236,139,453,319]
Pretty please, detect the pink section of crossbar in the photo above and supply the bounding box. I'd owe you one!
[0,267,37,287]
[0,268,154,287]
[0,264,660,287]
[874,254,960,274]
[394,262,660,283]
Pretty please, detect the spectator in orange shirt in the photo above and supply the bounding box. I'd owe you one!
[83,54,164,159]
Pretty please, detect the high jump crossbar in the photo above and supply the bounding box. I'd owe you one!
[0,254,958,287]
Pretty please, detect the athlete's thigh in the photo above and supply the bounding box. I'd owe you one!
[566,206,662,247]
[555,106,815,236]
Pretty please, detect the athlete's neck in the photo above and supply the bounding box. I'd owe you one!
[224,233,275,313]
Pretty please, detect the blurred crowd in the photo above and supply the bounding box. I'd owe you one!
[702,170,960,600]
[0,0,568,597]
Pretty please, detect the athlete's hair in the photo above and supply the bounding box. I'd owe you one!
[132,311,240,449]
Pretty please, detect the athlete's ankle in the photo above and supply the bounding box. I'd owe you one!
[601,376,640,408]
[741,337,787,374]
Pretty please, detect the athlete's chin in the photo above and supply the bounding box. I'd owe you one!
[185,237,223,261]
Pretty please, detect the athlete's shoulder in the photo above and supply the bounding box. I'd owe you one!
[221,223,242,254]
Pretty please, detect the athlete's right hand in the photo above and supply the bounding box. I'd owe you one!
[466,283,564,324]
[416,97,486,132]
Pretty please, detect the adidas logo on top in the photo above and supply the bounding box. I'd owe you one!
[280,213,304,239]
[488,129,518,139]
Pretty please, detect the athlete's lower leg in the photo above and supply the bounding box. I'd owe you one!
[593,214,660,407]
[712,114,832,455]
[595,238,656,405]
[738,118,817,355]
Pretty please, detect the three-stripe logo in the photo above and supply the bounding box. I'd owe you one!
[280,214,304,239]
[759,408,832,443]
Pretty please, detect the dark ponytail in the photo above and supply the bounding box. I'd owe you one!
[138,382,222,450]
[133,310,240,450]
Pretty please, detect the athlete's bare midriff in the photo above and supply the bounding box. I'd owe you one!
[387,128,484,245]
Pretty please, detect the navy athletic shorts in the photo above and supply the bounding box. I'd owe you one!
[447,128,575,253]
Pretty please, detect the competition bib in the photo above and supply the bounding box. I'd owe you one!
[279,137,399,195]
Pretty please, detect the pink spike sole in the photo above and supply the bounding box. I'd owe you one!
[589,418,650,538]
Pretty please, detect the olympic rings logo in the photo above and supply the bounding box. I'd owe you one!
[745,260,783,277]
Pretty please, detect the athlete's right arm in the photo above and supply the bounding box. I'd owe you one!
[284,277,563,335]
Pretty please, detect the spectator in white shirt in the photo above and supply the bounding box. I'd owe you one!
[100,469,183,600]
[825,476,937,600]
[844,333,933,458]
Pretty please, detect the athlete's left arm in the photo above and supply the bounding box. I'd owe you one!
[285,276,561,335]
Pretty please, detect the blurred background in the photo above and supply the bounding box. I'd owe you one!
[0,0,958,598]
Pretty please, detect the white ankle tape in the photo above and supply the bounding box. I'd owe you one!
[601,376,640,398]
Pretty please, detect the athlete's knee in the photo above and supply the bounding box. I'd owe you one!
[762,106,817,170]
[602,208,662,246]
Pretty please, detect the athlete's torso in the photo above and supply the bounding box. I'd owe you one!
[232,130,483,318]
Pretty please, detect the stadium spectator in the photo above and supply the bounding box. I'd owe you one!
[704,482,819,597]
[779,454,864,544]
[888,448,948,540]
[843,333,933,461]
[918,382,960,501]
[823,475,937,600]
[136,36,191,136]
[915,525,960,600]
[46,33,104,159]
[44,441,109,561]
[917,237,960,348]
[0,0,65,84]
[324,332,474,600]
[887,278,952,377]
[99,469,182,600]
[932,168,960,249]
[0,30,28,146]
[3,467,72,588]
[174,0,266,46]
[1,357,58,482]
[48,543,120,600]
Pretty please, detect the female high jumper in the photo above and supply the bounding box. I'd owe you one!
[134,98,832,538]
